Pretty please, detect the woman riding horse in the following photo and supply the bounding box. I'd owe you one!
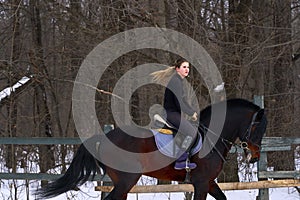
[36,98,267,200]
[151,58,199,170]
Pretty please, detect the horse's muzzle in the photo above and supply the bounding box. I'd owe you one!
[245,149,260,163]
[249,157,259,163]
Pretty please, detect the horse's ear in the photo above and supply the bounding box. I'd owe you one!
[256,109,265,121]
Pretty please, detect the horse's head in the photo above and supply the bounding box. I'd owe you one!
[240,109,267,163]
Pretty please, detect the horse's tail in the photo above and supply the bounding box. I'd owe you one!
[35,140,104,199]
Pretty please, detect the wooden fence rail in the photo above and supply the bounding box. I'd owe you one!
[0,137,82,145]
[0,136,299,148]
[0,173,111,181]
[95,179,300,193]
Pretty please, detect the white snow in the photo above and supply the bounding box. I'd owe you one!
[213,82,225,92]
[0,76,30,101]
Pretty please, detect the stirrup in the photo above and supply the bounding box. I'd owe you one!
[174,158,197,170]
[174,162,197,170]
[186,156,197,171]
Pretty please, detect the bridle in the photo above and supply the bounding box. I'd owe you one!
[239,109,262,151]
[197,109,263,161]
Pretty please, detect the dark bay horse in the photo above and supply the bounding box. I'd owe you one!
[36,98,267,200]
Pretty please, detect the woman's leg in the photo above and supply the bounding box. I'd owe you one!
[166,112,198,150]
[166,112,198,170]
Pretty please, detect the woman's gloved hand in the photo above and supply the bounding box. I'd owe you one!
[191,112,198,121]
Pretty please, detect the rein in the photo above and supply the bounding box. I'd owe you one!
[198,124,235,162]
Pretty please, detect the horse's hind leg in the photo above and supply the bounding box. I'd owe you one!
[104,171,141,200]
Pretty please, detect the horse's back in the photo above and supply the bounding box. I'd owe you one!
[106,125,157,153]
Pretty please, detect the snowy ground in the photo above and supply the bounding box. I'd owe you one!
[1,176,299,199]
[1,181,299,200]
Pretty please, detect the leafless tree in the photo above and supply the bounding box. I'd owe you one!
[0,1,299,197]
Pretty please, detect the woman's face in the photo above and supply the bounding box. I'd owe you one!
[176,61,190,78]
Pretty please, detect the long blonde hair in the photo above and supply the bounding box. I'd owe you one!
[150,66,175,85]
[151,58,188,85]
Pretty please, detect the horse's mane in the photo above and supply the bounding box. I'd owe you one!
[226,98,260,110]
[200,98,260,119]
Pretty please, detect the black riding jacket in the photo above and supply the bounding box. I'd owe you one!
[163,73,195,116]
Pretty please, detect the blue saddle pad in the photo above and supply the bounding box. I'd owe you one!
[151,130,202,158]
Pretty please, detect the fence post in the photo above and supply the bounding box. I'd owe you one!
[254,95,269,200]
[256,151,269,200]
[100,124,115,200]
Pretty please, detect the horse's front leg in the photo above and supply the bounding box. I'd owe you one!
[192,180,209,200]
[104,192,127,200]
[193,181,226,200]
[208,181,227,200]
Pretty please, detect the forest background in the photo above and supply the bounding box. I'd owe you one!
[0,0,299,194]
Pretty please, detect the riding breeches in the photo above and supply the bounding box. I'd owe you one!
[166,111,198,150]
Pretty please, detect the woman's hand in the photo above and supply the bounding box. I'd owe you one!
[191,112,198,121]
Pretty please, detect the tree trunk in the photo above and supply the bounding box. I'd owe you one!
[5,0,21,170]
[267,0,294,171]
[251,0,273,96]
[220,0,252,182]
[29,0,54,186]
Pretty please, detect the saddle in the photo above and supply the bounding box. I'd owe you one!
[153,114,175,134]
[151,114,202,158]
